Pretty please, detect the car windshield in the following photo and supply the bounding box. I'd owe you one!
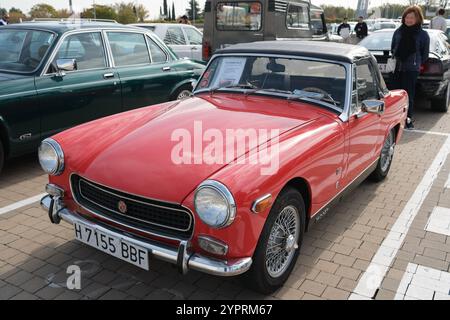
[359,31,394,51]
[0,29,55,73]
[195,56,347,109]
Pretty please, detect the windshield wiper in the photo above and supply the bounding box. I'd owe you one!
[203,83,258,95]
[287,90,340,108]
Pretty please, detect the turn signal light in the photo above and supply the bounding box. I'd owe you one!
[251,194,272,214]
[198,236,228,256]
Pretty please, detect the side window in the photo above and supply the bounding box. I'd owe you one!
[107,32,150,67]
[184,27,202,45]
[53,32,106,71]
[286,4,309,29]
[147,37,167,63]
[164,27,186,45]
[356,61,378,107]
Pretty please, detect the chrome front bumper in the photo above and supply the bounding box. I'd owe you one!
[40,194,252,277]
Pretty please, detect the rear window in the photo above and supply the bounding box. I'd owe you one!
[216,2,262,31]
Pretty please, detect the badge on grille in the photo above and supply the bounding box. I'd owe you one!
[117,200,127,214]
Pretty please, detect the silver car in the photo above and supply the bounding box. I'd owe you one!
[131,23,203,61]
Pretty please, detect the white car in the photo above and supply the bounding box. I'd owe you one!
[131,23,203,61]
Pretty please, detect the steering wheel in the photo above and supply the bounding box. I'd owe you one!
[301,87,331,96]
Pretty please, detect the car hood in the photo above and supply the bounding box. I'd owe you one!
[58,94,325,204]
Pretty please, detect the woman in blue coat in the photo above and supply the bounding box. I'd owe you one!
[391,6,430,129]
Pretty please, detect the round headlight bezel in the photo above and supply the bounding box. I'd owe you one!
[194,180,236,229]
[38,138,65,176]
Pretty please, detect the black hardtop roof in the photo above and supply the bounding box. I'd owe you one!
[215,40,371,63]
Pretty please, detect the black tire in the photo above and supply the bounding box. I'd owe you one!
[0,140,4,175]
[431,83,450,113]
[171,84,192,101]
[369,129,395,182]
[245,188,306,294]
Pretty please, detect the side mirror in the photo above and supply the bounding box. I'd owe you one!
[55,58,77,76]
[361,99,385,115]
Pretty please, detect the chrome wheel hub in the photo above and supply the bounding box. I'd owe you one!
[265,205,300,278]
[177,90,191,100]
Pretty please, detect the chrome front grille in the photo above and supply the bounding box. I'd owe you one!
[71,174,194,240]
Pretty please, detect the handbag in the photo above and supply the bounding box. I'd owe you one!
[385,57,397,73]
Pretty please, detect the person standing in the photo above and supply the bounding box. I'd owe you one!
[337,17,352,43]
[354,16,368,40]
[0,14,9,26]
[391,6,430,130]
[430,8,447,32]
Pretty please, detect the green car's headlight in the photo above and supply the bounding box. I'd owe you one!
[194,180,236,229]
[38,138,64,175]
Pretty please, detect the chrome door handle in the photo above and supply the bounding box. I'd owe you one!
[103,73,114,79]
[191,47,199,50]
[162,66,171,71]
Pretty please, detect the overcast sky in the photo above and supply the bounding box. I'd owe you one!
[0,0,404,19]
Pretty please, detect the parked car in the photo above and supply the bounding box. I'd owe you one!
[40,41,407,293]
[131,23,203,61]
[0,20,205,172]
[202,0,329,60]
[359,29,450,112]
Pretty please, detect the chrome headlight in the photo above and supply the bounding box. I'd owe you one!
[38,138,64,175]
[194,180,236,228]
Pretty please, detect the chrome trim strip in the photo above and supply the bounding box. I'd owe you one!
[76,178,192,233]
[69,173,195,242]
[251,193,272,213]
[41,195,252,277]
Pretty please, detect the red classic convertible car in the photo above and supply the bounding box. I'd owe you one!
[39,41,408,293]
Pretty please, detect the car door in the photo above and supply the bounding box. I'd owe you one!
[183,26,203,60]
[36,31,121,139]
[344,59,383,185]
[106,31,179,110]
[164,26,191,59]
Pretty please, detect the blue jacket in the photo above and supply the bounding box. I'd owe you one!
[391,27,430,72]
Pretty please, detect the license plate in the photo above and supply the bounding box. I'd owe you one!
[378,63,387,73]
[74,222,149,270]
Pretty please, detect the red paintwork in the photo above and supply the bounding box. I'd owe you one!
[48,89,408,260]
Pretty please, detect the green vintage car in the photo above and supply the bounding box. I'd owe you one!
[0,21,205,172]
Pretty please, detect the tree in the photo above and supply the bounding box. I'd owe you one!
[29,3,57,18]
[9,7,27,23]
[172,2,176,20]
[55,9,71,18]
[0,7,7,17]
[135,4,148,22]
[186,0,202,21]
[163,0,168,17]
[81,4,117,20]
[115,2,138,24]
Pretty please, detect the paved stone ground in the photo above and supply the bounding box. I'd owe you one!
[0,98,450,300]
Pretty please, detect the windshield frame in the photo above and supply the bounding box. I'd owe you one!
[0,27,57,75]
[193,53,352,121]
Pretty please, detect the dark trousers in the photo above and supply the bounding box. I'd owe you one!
[395,71,419,119]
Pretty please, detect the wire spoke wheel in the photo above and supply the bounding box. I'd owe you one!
[265,205,300,278]
[380,131,395,173]
[177,89,192,100]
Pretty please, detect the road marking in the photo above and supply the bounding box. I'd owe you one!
[0,193,46,216]
[394,263,450,300]
[404,129,450,137]
[350,135,450,299]
[425,206,450,236]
